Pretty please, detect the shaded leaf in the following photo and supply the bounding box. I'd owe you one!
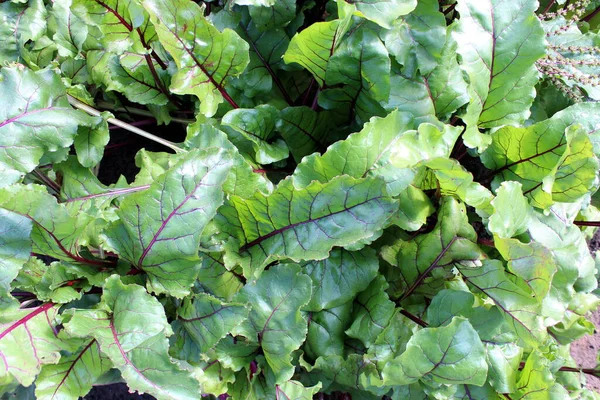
[319,27,390,124]
[231,11,290,97]
[385,33,470,122]
[346,274,396,348]
[305,302,352,360]
[276,106,331,162]
[232,264,312,383]
[222,105,288,164]
[248,0,296,31]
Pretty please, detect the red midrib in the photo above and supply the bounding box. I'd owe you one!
[0,303,55,341]
[239,194,385,253]
[52,339,97,398]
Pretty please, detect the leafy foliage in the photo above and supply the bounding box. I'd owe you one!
[2,0,600,398]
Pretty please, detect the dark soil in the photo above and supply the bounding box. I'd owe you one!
[85,384,155,400]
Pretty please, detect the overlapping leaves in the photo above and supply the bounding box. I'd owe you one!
[1,0,600,398]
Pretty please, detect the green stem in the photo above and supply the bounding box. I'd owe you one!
[68,96,186,154]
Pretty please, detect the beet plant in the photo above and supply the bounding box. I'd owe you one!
[2,0,600,399]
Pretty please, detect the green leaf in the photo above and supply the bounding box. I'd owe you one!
[426,289,475,327]
[349,0,417,29]
[305,302,352,360]
[72,0,153,54]
[197,252,244,301]
[283,13,352,86]
[512,351,556,399]
[319,27,390,124]
[452,0,546,150]
[380,197,484,300]
[104,148,233,297]
[385,34,470,122]
[50,0,90,57]
[311,354,385,395]
[0,184,98,265]
[222,105,289,164]
[217,175,397,276]
[291,110,418,194]
[292,111,461,197]
[232,264,312,383]
[0,0,46,63]
[367,309,415,367]
[276,380,322,400]
[0,210,32,311]
[0,303,62,386]
[74,118,110,168]
[177,293,248,354]
[488,181,532,239]
[392,185,435,231]
[481,122,599,209]
[303,247,379,311]
[64,276,200,400]
[142,0,249,116]
[276,106,332,162]
[184,118,272,199]
[35,339,113,400]
[232,12,290,97]
[495,237,557,301]
[458,260,547,346]
[420,158,495,217]
[528,205,596,319]
[346,274,396,348]
[87,51,170,106]
[382,0,445,76]
[382,317,487,386]
[247,0,296,31]
[0,67,97,186]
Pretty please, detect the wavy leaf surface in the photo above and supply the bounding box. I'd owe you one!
[0,67,96,186]
[142,0,249,116]
[453,0,546,149]
[65,276,200,400]
[232,264,312,383]
[104,148,233,297]
[217,176,397,276]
